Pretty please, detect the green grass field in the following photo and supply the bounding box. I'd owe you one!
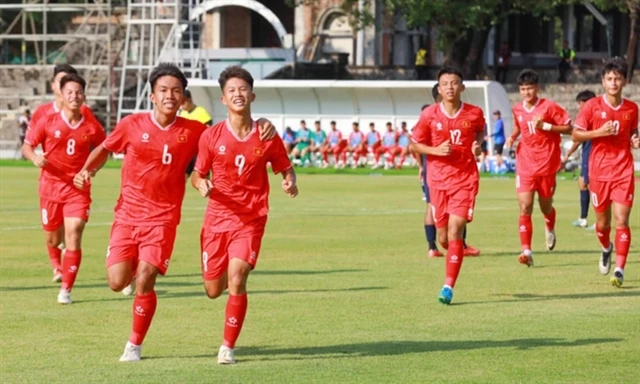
[1,165,639,383]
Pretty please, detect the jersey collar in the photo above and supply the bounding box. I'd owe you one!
[602,95,624,111]
[439,102,465,119]
[522,98,541,113]
[60,110,85,130]
[150,111,177,131]
[225,119,256,142]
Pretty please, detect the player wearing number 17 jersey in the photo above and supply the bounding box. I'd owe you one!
[572,57,639,287]
[22,74,105,305]
[506,69,572,267]
[410,67,485,305]
[191,66,298,365]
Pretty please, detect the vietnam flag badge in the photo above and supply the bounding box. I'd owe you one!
[253,147,264,156]
[178,134,187,143]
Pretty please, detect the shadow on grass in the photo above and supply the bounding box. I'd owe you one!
[148,338,623,362]
[490,250,596,257]
[163,269,367,280]
[160,286,388,300]
[458,289,640,306]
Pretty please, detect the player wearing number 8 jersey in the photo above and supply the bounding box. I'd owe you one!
[507,69,572,267]
[22,74,106,305]
[572,57,639,288]
[191,66,297,365]
[410,67,485,305]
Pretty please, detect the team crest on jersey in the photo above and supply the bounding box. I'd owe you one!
[177,134,187,143]
[253,147,264,156]
[54,130,61,138]
[462,121,471,128]
[142,133,150,142]
[601,111,607,119]
[218,145,226,154]
[518,115,523,122]
[82,134,90,141]
[436,122,443,131]
[623,113,631,120]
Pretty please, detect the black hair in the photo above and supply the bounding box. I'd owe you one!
[314,120,320,125]
[436,67,463,82]
[330,121,336,125]
[421,104,430,111]
[601,57,628,79]
[218,65,253,90]
[184,89,192,99]
[369,122,375,127]
[431,83,439,102]
[352,122,359,127]
[300,120,306,124]
[386,122,392,126]
[59,73,86,91]
[517,69,539,85]
[53,64,78,79]
[149,63,188,91]
[575,90,596,103]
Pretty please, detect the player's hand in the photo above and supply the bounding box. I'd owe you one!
[597,121,616,137]
[282,179,298,197]
[196,178,213,198]
[257,118,276,141]
[531,116,544,130]
[32,153,47,168]
[435,140,452,156]
[506,136,515,148]
[561,155,569,164]
[471,140,482,156]
[631,133,640,149]
[73,170,91,190]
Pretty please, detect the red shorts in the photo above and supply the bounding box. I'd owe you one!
[516,174,556,198]
[39,196,91,232]
[200,216,267,281]
[429,185,478,229]
[106,222,177,275]
[589,176,635,213]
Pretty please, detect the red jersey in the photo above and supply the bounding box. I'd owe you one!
[25,111,105,201]
[30,101,99,129]
[512,98,571,176]
[574,95,639,182]
[194,120,292,233]
[411,102,485,190]
[103,113,206,226]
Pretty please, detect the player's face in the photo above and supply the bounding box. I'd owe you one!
[519,83,539,103]
[52,71,68,97]
[61,81,85,111]
[387,125,392,132]
[150,75,184,116]
[602,71,626,97]
[331,124,336,130]
[315,123,320,130]
[438,74,464,103]
[221,77,255,114]
[352,124,359,131]
[370,125,375,131]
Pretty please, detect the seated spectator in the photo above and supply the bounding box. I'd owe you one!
[290,120,312,165]
[310,120,327,166]
[282,127,296,155]
[366,122,381,165]
[341,122,366,168]
[321,121,345,167]
[374,122,397,169]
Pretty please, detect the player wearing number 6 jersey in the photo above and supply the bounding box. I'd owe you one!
[22,74,106,304]
[572,57,639,288]
[191,66,297,365]
[506,69,572,267]
[410,67,485,305]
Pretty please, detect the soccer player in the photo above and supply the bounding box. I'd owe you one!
[22,74,106,303]
[321,121,343,167]
[342,122,366,168]
[393,124,411,169]
[309,120,327,164]
[191,66,298,364]
[571,58,639,287]
[73,63,277,362]
[410,67,485,304]
[563,90,597,229]
[366,122,381,166]
[374,122,396,169]
[28,64,101,278]
[506,69,572,267]
[290,120,312,166]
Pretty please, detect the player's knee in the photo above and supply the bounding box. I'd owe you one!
[205,286,224,299]
[107,276,129,292]
[613,215,629,228]
[519,202,533,215]
[45,235,61,248]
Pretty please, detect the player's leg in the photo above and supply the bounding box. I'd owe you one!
[608,177,634,287]
[106,223,138,292]
[573,176,590,228]
[290,145,300,161]
[537,174,557,251]
[56,217,86,304]
[373,146,384,167]
[201,228,230,299]
[422,168,442,257]
[516,174,535,266]
[429,188,449,251]
[591,179,614,276]
[320,145,330,166]
[40,198,64,281]
[397,147,409,169]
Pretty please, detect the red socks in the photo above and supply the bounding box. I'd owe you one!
[47,244,62,270]
[223,294,248,349]
[322,152,328,163]
[615,227,631,270]
[129,291,157,346]
[518,215,533,251]
[544,208,556,231]
[444,239,464,288]
[596,226,611,250]
[61,249,81,291]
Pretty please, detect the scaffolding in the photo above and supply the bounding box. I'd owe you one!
[0,0,124,129]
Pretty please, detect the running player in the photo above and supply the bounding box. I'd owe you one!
[191,65,298,364]
[411,67,485,304]
[572,57,639,287]
[73,63,277,361]
[563,90,597,229]
[22,74,106,303]
[506,69,572,267]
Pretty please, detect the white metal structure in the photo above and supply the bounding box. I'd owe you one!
[185,80,513,149]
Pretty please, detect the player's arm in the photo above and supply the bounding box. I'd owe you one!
[563,141,581,163]
[256,118,277,141]
[21,120,47,167]
[409,113,451,156]
[506,125,520,148]
[571,105,617,143]
[472,130,484,156]
[534,104,572,134]
[190,129,214,197]
[280,166,298,198]
[190,168,213,197]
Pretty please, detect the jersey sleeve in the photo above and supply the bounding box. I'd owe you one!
[193,128,213,176]
[91,124,107,148]
[24,117,46,147]
[411,112,431,145]
[573,102,593,131]
[28,105,47,129]
[102,117,129,153]
[631,104,639,132]
[268,135,292,174]
[549,102,571,126]
[474,110,486,133]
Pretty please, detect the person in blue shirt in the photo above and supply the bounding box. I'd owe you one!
[491,110,506,166]
[282,127,296,155]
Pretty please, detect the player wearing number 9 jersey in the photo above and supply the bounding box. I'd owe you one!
[191,65,297,365]
[572,57,639,288]
[507,69,572,267]
[22,74,106,305]
[410,67,485,305]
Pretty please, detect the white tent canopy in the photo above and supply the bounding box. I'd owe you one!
[186,79,513,149]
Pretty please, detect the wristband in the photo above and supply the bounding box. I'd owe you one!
[542,122,552,131]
